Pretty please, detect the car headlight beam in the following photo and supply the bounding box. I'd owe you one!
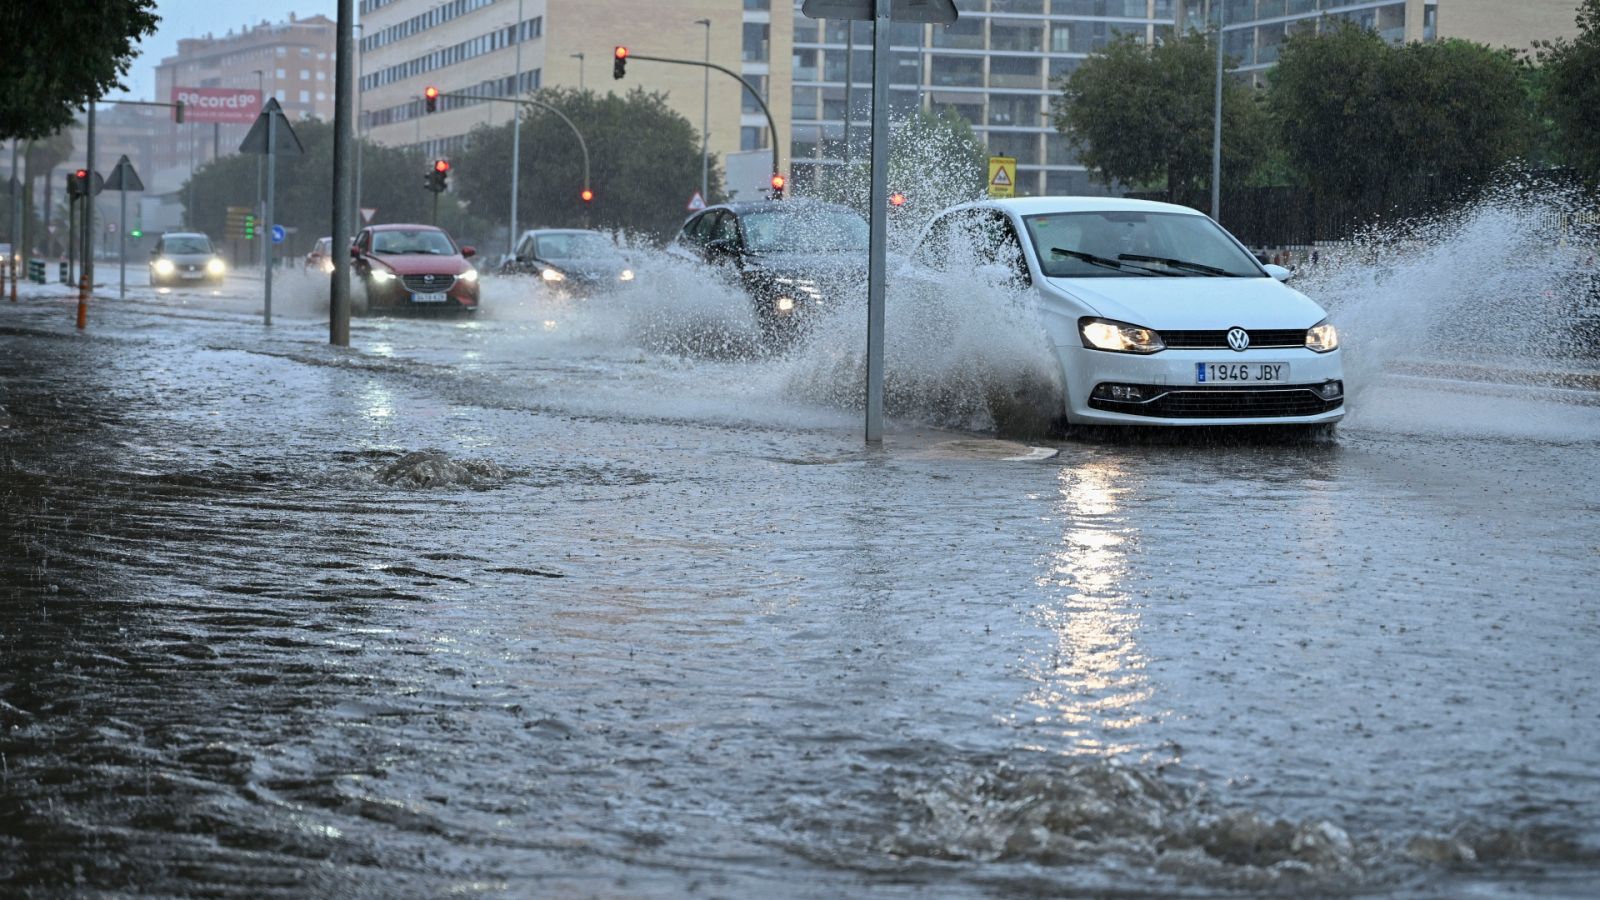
[370,269,394,283]
[206,258,226,276]
[153,258,175,276]
[1079,317,1165,354]
[1306,320,1339,353]
[619,269,635,282]
[541,268,566,283]
[460,267,479,283]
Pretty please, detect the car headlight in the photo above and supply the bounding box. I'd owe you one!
[370,269,395,283]
[460,267,479,283]
[541,268,565,283]
[206,258,226,276]
[1079,317,1165,354]
[1305,320,1339,353]
[153,258,175,275]
[619,269,635,282]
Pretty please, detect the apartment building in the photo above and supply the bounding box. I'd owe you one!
[358,0,756,173]
[153,14,338,172]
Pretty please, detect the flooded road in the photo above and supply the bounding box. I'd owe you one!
[2,263,1599,898]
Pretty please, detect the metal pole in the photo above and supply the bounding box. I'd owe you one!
[510,0,524,259]
[119,186,126,299]
[571,52,585,91]
[696,18,711,201]
[844,23,854,166]
[865,0,889,444]
[354,22,364,238]
[1211,5,1224,221]
[626,55,779,183]
[264,113,275,326]
[254,71,263,268]
[9,140,18,301]
[331,0,355,346]
[80,102,96,329]
[186,120,195,228]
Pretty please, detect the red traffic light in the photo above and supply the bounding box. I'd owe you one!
[75,169,88,180]
[770,174,786,191]
[433,159,450,173]
[889,192,907,207]
[424,85,440,112]
[614,46,628,60]
[580,188,595,204]
[613,46,629,80]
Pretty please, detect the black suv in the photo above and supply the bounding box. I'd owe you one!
[668,200,868,345]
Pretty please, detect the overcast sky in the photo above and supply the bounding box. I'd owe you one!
[106,1,338,102]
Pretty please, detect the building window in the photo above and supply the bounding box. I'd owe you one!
[276,68,286,79]
[743,23,770,62]
[299,90,310,103]
[741,126,768,151]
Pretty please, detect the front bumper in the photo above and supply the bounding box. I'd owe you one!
[367,276,478,311]
[1058,344,1345,426]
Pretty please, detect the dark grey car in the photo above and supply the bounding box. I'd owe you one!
[502,229,634,297]
[150,232,225,287]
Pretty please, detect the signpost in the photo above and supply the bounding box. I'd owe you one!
[987,156,1016,199]
[239,98,304,326]
[103,155,144,299]
[800,0,958,444]
[687,191,706,212]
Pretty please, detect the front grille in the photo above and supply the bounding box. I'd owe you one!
[402,273,456,293]
[1161,328,1307,349]
[1090,384,1343,419]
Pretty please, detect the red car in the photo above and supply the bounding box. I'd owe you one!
[351,223,480,313]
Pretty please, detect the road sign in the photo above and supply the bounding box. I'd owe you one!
[988,156,1016,199]
[271,224,286,244]
[687,191,706,212]
[103,155,144,192]
[360,207,377,224]
[239,98,305,155]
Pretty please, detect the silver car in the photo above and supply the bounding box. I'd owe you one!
[150,232,226,287]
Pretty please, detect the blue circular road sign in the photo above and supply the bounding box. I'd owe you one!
[271,224,286,244]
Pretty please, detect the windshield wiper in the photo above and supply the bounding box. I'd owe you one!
[1050,247,1165,276]
[1117,253,1233,276]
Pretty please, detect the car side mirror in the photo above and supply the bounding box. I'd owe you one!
[1263,264,1293,283]
[706,238,736,256]
[350,246,360,258]
[461,245,476,258]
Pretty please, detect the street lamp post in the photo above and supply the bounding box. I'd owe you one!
[254,70,264,267]
[1211,2,1225,222]
[571,52,585,91]
[509,0,525,260]
[695,18,711,202]
[354,22,365,235]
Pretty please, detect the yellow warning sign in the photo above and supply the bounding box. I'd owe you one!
[987,156,1016,199]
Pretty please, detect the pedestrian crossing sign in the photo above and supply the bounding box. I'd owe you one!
[988,156,1016,198]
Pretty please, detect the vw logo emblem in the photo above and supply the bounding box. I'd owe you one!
[1226,327,1250,352]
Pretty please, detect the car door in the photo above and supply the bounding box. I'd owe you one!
[911,208,1031,289]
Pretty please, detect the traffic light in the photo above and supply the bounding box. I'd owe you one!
[580,188,594,204]
[425,159,450,193]
[424,86,439,113]
[889,191,907,208]
[67,169,88,197]
[770,173,786,200]
[613,47,628,80]
[243,213,255,240]
[174,100,185,124]
[130,228,143,238]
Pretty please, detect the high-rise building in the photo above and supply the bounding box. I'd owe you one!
[153,14,338,172]
[357,0,757,176]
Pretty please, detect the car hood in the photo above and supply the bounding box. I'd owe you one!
[1044,274,1328,329]
[157,252,216,263]
[369,253,469,275]
[540,256,628,279]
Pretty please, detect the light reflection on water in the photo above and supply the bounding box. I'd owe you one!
[1021,461,1153,757]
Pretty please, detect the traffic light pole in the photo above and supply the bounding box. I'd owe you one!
[619,54,780,188]
[432,91,591,202]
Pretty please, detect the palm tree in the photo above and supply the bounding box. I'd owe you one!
[22,129,73,256]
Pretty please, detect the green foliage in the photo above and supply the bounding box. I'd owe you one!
[1268,24,1531,217]
[181,119,484,255]
[1535,0,1600,184]
[450,87,720,243]
[1053,32,1271,203]
[0,1,159,140]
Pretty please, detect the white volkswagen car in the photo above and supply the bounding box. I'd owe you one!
[909,197,1344,429]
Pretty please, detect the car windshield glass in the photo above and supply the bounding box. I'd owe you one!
[742,208,869,253]
[162,237,211,255]
[536,233,618,259]
[1022,211,1263,278]
[371,229,456,255]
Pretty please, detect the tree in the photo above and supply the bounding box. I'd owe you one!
[1536,0,1600,184]
[451,87,719,243]
[0,1,159,140]
[21,131,75,255]
[1268,24,1531,228]
[1053,32,1272,204]
[181,119,486,257]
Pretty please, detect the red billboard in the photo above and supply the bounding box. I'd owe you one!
[170,87,262,125]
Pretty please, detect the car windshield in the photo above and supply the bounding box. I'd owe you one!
[1022,211,1263,278]
[162,236,211,255]
[742,208,869,253]
[371,229,456,255]
[536,233,618,260]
